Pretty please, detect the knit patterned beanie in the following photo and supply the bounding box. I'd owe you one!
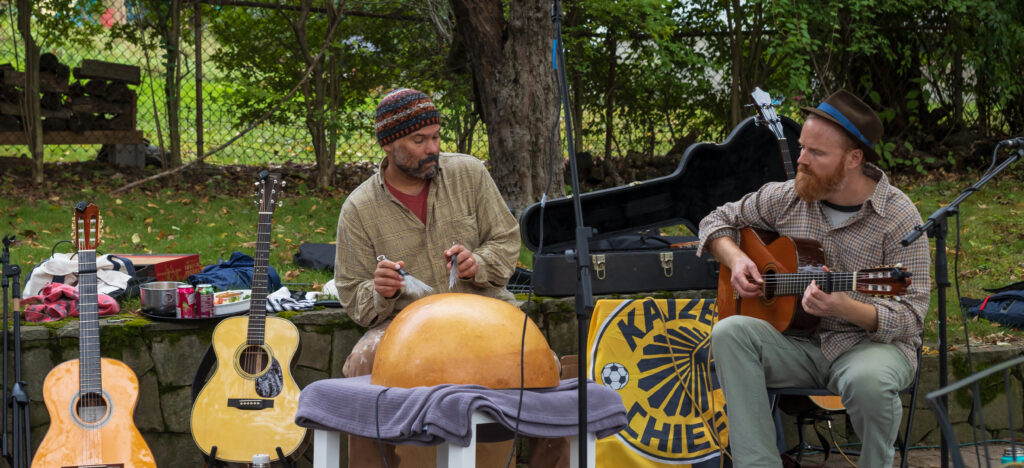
[374,88,441,146]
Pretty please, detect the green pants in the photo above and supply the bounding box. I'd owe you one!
[711,315,913,467]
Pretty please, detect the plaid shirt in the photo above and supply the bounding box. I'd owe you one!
[697,165,931,369]
[335,152,520,327]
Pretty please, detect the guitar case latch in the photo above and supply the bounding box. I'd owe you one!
[660,252,674,278]
[591,254,606,280]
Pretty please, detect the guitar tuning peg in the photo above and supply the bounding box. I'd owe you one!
[254,181,260,186]
[281,181,287,187]
[277,201,283,207]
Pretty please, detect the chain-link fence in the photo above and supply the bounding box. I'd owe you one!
[0,1,503,168]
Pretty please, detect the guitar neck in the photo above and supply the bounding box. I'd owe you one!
[778,138,796,179]
[78,249,102,394]
[766,271,858,296]
[246,210,272,346]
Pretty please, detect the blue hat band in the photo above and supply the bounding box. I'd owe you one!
[816,102,872,147]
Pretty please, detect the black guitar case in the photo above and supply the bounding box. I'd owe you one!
[519,115,803,296]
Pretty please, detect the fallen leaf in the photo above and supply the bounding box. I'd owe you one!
[284,269,302,281]
[131,233,141,244]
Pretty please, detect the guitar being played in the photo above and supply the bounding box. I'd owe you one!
[697,89,931,466]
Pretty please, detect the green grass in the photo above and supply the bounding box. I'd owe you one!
[2,167,1024,349]
[0,181,340,309]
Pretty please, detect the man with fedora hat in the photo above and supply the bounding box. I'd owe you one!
[697,90,931,466]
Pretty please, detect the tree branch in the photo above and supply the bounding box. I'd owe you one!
[198,0,426,22]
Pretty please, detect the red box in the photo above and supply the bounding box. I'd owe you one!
[111,253,202,282]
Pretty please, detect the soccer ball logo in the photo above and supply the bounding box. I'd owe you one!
[601,362,629,390]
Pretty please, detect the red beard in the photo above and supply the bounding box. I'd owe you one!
[794,156,848,202]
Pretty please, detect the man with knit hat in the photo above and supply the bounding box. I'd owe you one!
[334,88,521,466]
[697,90,931,466]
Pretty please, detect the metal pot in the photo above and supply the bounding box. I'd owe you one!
[140,281,185,317]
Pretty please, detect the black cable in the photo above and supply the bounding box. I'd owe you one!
[503,57,561,468]
[375,387,391,468]
[50,240,73,258]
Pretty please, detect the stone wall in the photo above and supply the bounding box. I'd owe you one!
[2,297,1022,467]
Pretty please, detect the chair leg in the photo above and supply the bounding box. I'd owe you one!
[899,373,921,468]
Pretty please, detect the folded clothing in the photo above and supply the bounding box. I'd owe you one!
[266,287,317,312]
[22,253,134,299]
[295,375,627,446]
[22,282,120,323]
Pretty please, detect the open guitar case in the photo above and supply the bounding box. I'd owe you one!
[519,115,802,296]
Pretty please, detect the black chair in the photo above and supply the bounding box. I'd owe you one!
[926,354,1024,468]
[768,344,923,468]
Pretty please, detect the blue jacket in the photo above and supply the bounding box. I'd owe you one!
[187,251,282,292]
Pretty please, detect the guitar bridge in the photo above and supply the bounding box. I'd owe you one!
[228,398,275,410]
[63,465,124,468]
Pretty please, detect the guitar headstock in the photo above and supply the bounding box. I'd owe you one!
[73,202,101,251]
[750,87,786,140]
[855,266,912,297]
[254,171,284,213]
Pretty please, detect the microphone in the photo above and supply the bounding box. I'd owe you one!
[1000,137,1024,148]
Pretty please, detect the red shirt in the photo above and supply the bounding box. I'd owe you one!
[385,179,430,224]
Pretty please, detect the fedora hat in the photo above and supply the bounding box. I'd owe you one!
[801,90,883,162]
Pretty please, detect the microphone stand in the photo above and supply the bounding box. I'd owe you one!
[900,144,1022,468]
[1,234,30,468]
[551,2,596,466]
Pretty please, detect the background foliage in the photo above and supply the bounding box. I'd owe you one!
[1,0,1021,186]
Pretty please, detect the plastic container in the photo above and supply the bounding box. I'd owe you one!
[213,289,252,316]
[250,453,270,468]
[1003,446,1024,466]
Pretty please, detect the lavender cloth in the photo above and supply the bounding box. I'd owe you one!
[294,376,627,447]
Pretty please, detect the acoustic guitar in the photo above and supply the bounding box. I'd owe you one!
[717,227,911,333]
[191,172,307,464]
[32,203,156,468]
[716,227,911,410]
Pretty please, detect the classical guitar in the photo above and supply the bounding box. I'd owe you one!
[717,227,912,411]
[717,227,911,333]
[751,86,797,180]
[32,203,156,468]
[191,171,307,464]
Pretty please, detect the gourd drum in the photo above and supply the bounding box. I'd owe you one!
[370,293,560,389]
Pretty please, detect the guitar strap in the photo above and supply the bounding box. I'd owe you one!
[191,344,217,405]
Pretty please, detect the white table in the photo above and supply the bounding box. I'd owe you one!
[312,411,597,468]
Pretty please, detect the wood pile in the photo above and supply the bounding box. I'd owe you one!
[0,54,139,134]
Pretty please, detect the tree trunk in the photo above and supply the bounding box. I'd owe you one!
[17,0,44,183]
[451,0,563,215]
[166,0,182,167]
[603,28,616,159]
[728,0,745,128]
[293,0,336,190]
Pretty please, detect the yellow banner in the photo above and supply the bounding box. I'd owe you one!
[587,298,729,467]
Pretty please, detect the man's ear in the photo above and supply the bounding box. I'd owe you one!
[381,142,393,157]
[847,148,864,169]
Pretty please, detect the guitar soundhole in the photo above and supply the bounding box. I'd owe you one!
[762,270,777,301]
[75,391,108,424]
[239,345,270,375]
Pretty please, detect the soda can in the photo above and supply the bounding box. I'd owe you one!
[196,284,215,318]
[177,285,196,319]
